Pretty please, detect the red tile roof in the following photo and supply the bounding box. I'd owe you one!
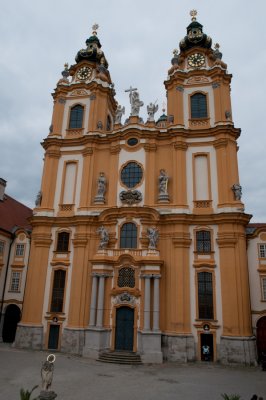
[0,195,32,232]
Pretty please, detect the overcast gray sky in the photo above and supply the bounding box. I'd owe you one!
[0,0,265,221]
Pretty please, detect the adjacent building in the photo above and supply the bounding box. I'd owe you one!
[0,178,32,342]
[14,14,263,364]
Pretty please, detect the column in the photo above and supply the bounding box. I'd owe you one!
[144,275,151,331]
[153,275,161,331]
[96,275,105,328]
[88,274,98,327]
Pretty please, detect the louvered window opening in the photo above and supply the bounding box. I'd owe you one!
[198,272,214,319]
[191,93,207,118]
[118,267,135,288]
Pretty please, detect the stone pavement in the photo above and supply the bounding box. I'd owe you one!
[0,343,265,400]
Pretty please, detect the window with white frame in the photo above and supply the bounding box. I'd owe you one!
[259,244,266,258]
[0,241,4,255]
[10,271,21,292]
[261,277,266,301]
[15,244,25,256]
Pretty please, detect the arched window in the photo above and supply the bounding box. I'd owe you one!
[50,270,66,312]
[118,267,135,288]
[120,223,137,249]
[191,93,207,118]
[69,105,84,129]
[198,272,214,319]
[196,230,211,253]
[106,115,112,131]
[56,232,70,252]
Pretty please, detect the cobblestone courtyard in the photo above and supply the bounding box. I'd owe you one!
[0,344,265,400]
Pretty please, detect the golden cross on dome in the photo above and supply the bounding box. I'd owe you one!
[92,23,99,35]
[190,9,197,21]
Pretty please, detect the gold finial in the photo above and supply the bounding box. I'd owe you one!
[173,48,179,56]
[92,23,99,35]
[162,101,166,113]
[190,9,197,21]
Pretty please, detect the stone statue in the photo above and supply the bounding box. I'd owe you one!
[147,227,159,250]
[115,105,125,124]
[94,172,107,203]
[41,360,54,392]
[147,102,159,122]
[97,226,109,249]
[231,183,242,201]
[159,169,169,195]
[125,86,144,116]
[35,190,42,207]
[97,172,106,197]
[39,355,57,400]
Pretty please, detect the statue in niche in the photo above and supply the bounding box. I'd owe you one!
[147,101,159,122]
[94,172,107,203]
[158,169,169,195]
[115,104,125,124]
[231,183,242,201]
[97,226,109,249]
[147,227,159,250]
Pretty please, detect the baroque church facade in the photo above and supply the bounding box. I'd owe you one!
[15,13,260,364]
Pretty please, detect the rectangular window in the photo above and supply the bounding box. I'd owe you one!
[259,244,266,258]
[262,278,266,301]
[198,272,214,319]
[15,244,25,257]
[50,270,66,312]
[196,231,211,253]
[0,241,4,255]
[10,271,21,292]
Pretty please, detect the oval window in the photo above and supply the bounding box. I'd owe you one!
[127,138,138,146]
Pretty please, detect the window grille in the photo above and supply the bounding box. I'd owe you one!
[50,270,66,313]
[196,231,211,253]
[259,244,266,258]
[10,271,21,292]
[120,223,137,249]
[121,162,143,188]
[69,105,84,129]
[198,271,214,319]
[15,244,25,256]
[118,267,135,288]
[262,278,266,301]
[56,232,69,252]
[191,93,207,118]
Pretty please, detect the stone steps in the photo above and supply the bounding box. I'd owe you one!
[98,351,142,365]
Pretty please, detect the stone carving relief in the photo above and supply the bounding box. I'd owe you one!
[113,292,136,306]
[119,190,142,205]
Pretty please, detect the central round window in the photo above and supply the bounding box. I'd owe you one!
[121,162,143,188]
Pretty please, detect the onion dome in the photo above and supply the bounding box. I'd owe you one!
[156,104,168,126]
[75,24,109,68]
[179,10,212,52]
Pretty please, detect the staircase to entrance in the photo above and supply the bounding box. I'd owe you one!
[98,351,142,365]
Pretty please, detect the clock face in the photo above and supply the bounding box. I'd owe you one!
[76,66,92,80]
[187,53,205,68]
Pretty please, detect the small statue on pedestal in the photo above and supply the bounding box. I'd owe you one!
[158,169,169,202]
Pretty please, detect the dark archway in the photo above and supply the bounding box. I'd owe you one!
[2,304,21,343]
[115,306,134,351]
[257,316,266,362]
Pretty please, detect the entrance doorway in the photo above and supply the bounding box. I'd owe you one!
[256,316,266,362]
[115,306,134,351]
[48,325,60,350]
[200,333,214,361]
[2,304,21,343]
